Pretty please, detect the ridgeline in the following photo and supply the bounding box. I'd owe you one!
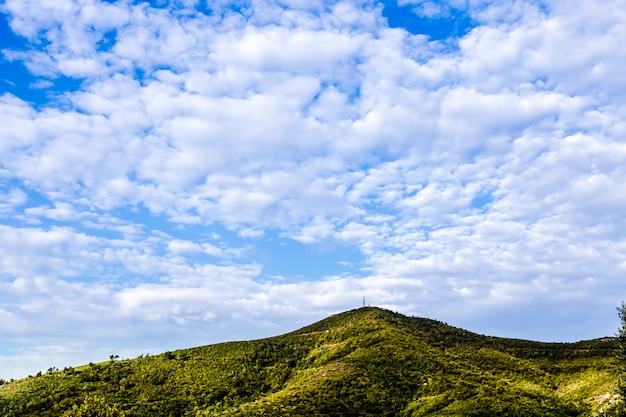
[0,307,620,416]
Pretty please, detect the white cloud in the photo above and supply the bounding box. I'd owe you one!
[29,79,54,89]
[25,202,86,221]
[0,225,104,278]
[2,0,626,379]
[0,94,39,153]
[0,188,27,213]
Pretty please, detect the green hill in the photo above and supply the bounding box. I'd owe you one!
[0,307,621,416]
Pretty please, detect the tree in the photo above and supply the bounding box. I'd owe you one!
[614,302,626,416]
[62,395,125,417]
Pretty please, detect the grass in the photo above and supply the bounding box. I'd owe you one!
[0,307,621,416]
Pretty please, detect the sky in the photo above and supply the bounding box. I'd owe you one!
[1,0,626,379]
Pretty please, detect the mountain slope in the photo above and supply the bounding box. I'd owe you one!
[0,307,620,416]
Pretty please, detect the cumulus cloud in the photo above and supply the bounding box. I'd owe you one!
[1,0,626,378]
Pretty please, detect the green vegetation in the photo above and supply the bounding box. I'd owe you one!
[612,302,626,416]
[0,307,621,416]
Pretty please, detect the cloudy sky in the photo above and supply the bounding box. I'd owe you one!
[1,0,626,379]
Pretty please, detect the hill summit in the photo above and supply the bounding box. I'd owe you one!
[0,307,620,416]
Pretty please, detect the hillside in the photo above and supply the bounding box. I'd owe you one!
[0,307,621,416]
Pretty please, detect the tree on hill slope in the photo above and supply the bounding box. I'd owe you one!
[0,307,621,416]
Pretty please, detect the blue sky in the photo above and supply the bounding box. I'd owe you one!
[1,0,626,379]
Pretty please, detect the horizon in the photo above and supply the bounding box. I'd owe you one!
[2,0,626,379]
[2,305,618,381]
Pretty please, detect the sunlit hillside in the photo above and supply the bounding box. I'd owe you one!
[0,307,620,416]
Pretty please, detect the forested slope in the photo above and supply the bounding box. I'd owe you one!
[0,307,620,416]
